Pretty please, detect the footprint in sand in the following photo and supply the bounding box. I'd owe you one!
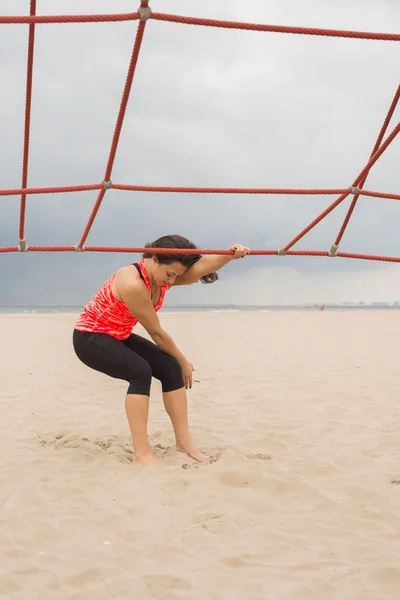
[35,434,274,469]
[219,472,251,488]
[181,448,273,469]
[180,449,226,469]
[143,574,192,590]
[194,512,224,531]
[35,432,134,463]
[242,451,273,461]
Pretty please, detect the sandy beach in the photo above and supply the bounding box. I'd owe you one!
[1,310,400,599]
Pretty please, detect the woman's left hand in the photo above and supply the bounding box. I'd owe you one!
[229,244,251,259]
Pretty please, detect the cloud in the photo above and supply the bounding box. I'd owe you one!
[0,0,399,305]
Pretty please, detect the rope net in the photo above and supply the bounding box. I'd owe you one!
[1,1,399,262]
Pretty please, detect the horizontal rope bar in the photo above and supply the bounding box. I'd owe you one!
[2,11,400,42]
[1,184,400,199]
[0,184,102,196]
[151,13,400,41]
[0,13,140,25]
[112,185,349,195]
[2,245,400,263]
[359,190,400,200]
[336,253,400,263]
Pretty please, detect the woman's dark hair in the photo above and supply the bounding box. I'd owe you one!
[142,234,218,284]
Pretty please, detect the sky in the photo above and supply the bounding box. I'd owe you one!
[0,0,399,306]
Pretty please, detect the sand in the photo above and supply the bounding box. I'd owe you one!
[1,310,400,599]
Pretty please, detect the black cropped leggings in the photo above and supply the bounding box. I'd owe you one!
[73,330,184,396]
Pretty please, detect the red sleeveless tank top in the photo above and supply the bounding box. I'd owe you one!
[74,259,168,340]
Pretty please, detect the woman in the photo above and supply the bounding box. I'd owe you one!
[73,234,250,467]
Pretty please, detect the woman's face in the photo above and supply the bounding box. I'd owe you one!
[152,258,187,287]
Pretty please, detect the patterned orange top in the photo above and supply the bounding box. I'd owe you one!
[74,259,168,340]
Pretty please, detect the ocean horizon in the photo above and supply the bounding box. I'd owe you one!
[1,304,400,314]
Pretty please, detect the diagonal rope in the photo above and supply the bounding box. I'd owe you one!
[333,84,400,249]
[76,8,149,249]
[282,121,400,253]
[18,0,36,247]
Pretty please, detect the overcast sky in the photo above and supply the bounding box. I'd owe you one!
[1,0,399,305]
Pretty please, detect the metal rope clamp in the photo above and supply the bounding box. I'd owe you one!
[138,2,151,21]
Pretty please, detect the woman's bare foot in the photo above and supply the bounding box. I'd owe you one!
[134,450,163,467]
[176,441,205,463]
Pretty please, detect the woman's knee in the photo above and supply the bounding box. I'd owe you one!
[157,354,184,393]
[127,359,153,396]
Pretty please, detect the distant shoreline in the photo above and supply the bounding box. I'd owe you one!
[1,304,400,314]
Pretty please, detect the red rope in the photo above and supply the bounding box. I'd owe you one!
[151,13,400,41]
[0,13,140,25]
[18,0,36,243]
[359,190,400,201]
[334,85,400,248]
[283,120,400,253]
[282,191,351,252]
[353,121,400,185]
[76,17,148,249]
[2,11,400,41]
[111,185,348,195]
[3,184,400,200]
[1,5,399,265]
[1,184,103,196]
[2,245,400,264]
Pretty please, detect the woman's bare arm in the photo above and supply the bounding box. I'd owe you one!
[174,244,250,286]
[118,275,187,365]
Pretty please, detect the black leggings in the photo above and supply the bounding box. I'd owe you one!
[73,329,184,396]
